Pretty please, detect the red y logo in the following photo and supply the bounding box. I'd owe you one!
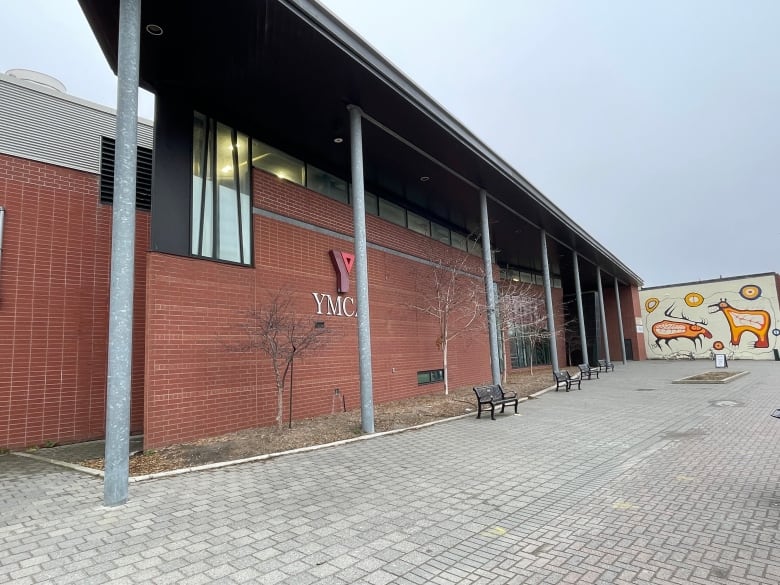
[329,250,355,293]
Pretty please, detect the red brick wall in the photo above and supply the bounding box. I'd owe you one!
[603,282,646,361]
[143,170,492,447]
[0,153,147,449]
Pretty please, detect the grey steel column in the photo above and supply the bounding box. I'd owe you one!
[540,230,559,372]
[614,276,627,364]
[479,190,501,385]
[348,105,375,434]
[104,0,140,507]
[596,267,611,363]
[572,252,589,365]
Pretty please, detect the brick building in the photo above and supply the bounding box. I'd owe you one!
[1,1,646,450]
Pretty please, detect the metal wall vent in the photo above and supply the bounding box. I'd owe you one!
[100,136,153,211]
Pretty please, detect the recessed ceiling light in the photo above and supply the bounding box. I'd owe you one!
[146,24,164,36]
[420,176,430,182]
[333,137,343,143]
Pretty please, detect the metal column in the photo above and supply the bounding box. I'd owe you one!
[348,105,375,434]
[614,276,627,364]
[572,252,589,366]
[596,267,611,363]
[540,231,559,372]
[104,0,140,507]
[479,190,501,385]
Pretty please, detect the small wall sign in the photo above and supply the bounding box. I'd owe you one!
[714,354,728,368]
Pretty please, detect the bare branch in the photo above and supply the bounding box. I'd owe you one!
[236,288,330,430]
[407,249,487,394]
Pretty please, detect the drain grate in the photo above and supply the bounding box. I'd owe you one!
[636,388,657,391]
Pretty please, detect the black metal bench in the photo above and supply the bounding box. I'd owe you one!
[597,359,614,372]
[578,363,599,379]
[553,370,581,391]
[473,384,519,420]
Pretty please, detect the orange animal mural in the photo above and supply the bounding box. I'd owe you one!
[708,298,771,349]
[642,278,779,360]
[651,305,712,349]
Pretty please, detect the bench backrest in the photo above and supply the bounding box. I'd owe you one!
[473,384,504,402]
[553,371,567,382]
[578,363,591,372]
[597,359,606,367]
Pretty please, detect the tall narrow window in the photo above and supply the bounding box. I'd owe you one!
[191,113,252,264]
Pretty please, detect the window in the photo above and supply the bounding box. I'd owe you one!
[364,191,379,215]
[191,113,252,265]
[510,330,552,369]
[308,166,349,204]
[417,369,445,385]
[378,198,406,227]
[431,222,451,245]
[99,136,153,211]
[451,232,467,251]
[407,212,430,237]
[252,139,305,185]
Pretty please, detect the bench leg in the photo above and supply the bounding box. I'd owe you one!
[513,401,518,414]
[490,404,496,420]
[477,403,482,419]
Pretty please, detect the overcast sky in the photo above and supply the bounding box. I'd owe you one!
[1,1,778,287]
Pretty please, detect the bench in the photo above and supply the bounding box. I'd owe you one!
[554,370,581,391]
[473,384,519,420]
[597,359,614,372]
[578,363,599,380]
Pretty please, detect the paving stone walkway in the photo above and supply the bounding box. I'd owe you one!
[1,360,779,584]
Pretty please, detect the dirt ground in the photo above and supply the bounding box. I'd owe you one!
[79,369,555,476]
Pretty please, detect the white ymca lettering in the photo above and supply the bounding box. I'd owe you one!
[312,292,357,317]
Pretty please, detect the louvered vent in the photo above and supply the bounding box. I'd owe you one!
[100,136,153,211]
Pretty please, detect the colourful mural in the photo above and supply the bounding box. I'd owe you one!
[640,274,780,360]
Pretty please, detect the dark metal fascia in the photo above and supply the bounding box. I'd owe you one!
[280,0,643,286]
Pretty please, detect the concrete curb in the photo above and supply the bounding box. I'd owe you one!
[672,370,750,384]
[14,387,555,483]
[12,451,105,477]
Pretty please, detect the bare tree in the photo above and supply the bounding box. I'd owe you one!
[409,250,486,394]
[496,281,547,381]
[239,290,329,430]
[496,282,551,376]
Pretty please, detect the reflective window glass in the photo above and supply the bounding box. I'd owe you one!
[407,212,430,236]
[378,198,406,226]
[364,191,379,216]
[431,222,450,245]
[191,112,252,265]
[308,166,349,204]
[451,232,467,251]
[252,139,305,185]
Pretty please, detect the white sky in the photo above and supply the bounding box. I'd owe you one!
[1,0,778,287]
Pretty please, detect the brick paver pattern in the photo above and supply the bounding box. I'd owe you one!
[1,360,779,584]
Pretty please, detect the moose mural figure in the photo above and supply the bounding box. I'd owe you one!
[651,305,713,350]
[708,298,771,349]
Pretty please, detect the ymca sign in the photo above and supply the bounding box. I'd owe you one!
[312,250,357,317]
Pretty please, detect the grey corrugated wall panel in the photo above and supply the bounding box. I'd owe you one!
[0,73,153,175]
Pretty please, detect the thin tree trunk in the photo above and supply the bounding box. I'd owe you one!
[443,340,449,395]
[276,385,284,430]
[501,332,508,384]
